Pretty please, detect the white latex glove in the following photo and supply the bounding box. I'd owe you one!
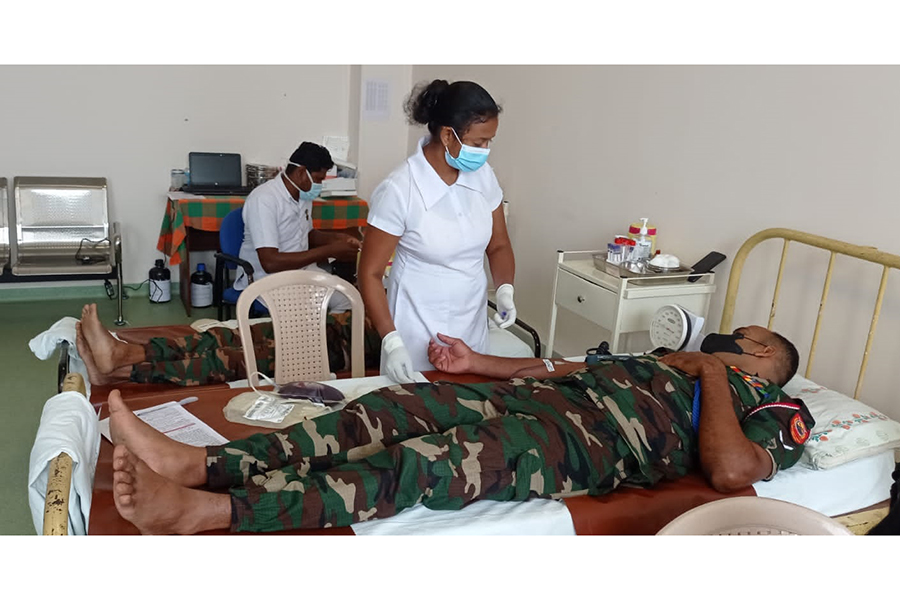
[492,283,517,329]
[381,330,416,384]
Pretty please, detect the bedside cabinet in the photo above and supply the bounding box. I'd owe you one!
[546,250,717,356]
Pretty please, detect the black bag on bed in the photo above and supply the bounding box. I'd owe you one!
[866,460,900,535]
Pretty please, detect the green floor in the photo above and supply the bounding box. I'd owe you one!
[0,288,219,535]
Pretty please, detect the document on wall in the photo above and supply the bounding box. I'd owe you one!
[99,400,229,447]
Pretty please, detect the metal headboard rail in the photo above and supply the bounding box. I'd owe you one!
[720,228,900,399]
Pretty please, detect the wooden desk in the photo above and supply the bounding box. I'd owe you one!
[156,193,369,316]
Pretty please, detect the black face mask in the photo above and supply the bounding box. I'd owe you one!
[700,332,745,355]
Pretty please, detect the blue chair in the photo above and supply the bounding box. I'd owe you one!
[213,208,266,321]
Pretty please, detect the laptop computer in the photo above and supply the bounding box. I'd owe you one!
[182,152,252,195]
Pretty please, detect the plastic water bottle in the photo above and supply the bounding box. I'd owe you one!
[149,259,171,303]
[190,263,214,308]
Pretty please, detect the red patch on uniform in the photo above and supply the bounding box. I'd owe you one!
[790,413,810,444]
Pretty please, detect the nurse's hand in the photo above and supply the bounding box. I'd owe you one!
[492,284,517,329]
[428,333,474,375]
[381,330,416,384]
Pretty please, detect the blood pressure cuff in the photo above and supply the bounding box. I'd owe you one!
[740,399,816,480]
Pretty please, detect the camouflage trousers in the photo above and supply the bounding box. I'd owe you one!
[130,313,381,386]
[205,376,682,533]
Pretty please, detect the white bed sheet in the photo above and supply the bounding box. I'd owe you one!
[352,498,575,536]
[753,449,894,517]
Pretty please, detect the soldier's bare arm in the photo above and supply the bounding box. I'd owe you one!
[428,333,586,380]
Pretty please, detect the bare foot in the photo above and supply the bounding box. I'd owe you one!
[80,303,126,374]
[112,445,231,535]
[76,321,116,386]
[108,389,208,488]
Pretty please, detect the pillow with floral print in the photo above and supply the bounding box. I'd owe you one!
[782,375,900,470]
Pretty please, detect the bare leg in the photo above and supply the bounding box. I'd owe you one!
[113,445,231,535]
[80,303,145,374]
[108,389,208,488]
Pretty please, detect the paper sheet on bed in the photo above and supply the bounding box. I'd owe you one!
[98,400,229,447]
[227,372,430,402]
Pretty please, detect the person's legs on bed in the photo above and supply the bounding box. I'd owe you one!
[129,322,276,386]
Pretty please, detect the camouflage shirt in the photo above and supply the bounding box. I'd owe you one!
[546,349,815,485]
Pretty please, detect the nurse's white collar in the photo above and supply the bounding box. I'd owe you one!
[408,135,488,210]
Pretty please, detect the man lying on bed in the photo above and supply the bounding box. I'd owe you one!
[75,303,382,386]
[105,323,813,534]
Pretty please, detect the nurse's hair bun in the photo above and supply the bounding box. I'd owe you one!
[405,79,501,136]
[406,79,450,125]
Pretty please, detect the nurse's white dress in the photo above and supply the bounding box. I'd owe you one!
[367,137,504,373]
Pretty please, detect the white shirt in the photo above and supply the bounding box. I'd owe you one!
[368,136,503,372]
[235,175,313,290]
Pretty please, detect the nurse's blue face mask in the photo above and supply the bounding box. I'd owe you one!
[444,128,490,172]
[284,162,322,201]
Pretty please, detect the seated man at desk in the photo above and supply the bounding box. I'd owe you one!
[235,141,360,312]
[105,323,813,534]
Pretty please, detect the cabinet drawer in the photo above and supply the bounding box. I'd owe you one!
[555,268,617,327]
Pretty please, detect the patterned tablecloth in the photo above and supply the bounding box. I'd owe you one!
[157,193,369,265]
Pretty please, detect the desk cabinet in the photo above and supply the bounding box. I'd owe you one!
[546,250,716,356]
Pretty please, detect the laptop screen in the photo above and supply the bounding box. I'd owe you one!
[188,152,242,187]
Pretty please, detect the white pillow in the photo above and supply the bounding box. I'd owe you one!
[782,375,900,470]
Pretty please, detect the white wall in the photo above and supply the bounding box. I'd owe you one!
[0,65,352,283]
[354,65,414,199]
[411,65,900,418]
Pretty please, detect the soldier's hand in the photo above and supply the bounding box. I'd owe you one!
[428,333,474,374]
[659,352,724,377]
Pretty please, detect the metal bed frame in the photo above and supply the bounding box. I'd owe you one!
[40,228,900,534]
[720,228,900,400]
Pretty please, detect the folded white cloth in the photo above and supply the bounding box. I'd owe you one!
[28,390,100,535]
[29,316,125,399]
[29,316,80,360]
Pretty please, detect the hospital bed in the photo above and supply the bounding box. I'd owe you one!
[40,228,900,534]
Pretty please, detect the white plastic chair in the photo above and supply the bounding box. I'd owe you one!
[657,497,853,535]
[236,269,365,386]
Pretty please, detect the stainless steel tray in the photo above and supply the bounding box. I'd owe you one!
[592,255,694,285]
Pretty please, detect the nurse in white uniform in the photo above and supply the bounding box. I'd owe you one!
[359,80,517,383]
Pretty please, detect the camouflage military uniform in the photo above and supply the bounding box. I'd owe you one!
[130,314,382,386]
[204,351,815,532]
